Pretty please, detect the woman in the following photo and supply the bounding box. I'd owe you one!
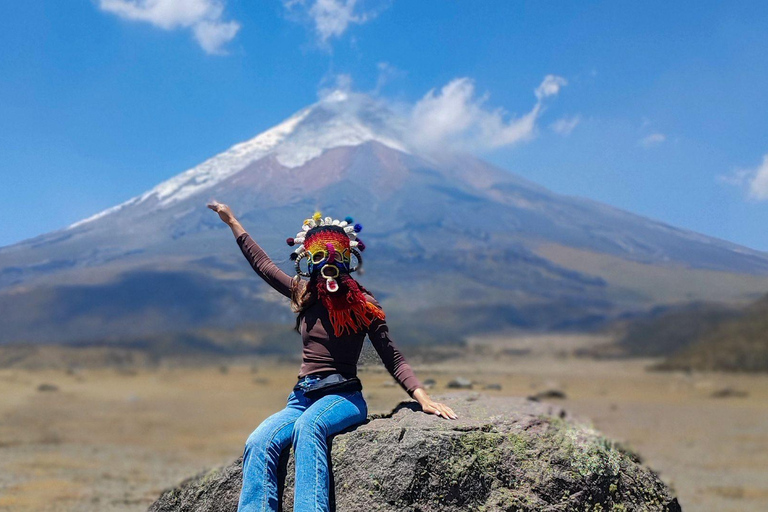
[207,201,457,512]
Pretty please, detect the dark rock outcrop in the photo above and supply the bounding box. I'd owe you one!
[528,389,567,401]
[149,393,681,511]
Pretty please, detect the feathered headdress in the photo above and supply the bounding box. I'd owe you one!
[286,211,384,337]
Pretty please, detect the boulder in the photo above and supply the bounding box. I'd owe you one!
[149,393,681,511]
[528,389,567,401]
[447,377,473,389]
[710,387,749,398]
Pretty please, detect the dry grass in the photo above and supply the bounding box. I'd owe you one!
[1,334,767,511]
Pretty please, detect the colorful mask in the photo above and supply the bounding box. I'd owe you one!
[287,212,384,337]
[287,212,365,293]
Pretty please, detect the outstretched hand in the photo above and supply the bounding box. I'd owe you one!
[207,200,237,226]
[413,388,458,419]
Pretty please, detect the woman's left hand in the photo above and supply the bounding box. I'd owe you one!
[413,388,458,419]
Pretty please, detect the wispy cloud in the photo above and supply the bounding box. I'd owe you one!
[407,75,567,152]
[722,154,768,201]
[97,0,240,54]
[639,133,666,148]
[535,75,567,100]
[317,72,355,99]
[283,0,388,44]
[550,116,580,136]
[373,61,406,94]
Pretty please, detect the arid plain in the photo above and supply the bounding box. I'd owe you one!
[1,333,766,512]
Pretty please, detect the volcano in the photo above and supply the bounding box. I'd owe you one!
[2,91,768,345]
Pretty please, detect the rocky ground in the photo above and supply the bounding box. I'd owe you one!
[0,333,767,511]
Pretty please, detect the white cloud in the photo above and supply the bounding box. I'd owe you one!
[639,133,666,148]
[98,0,240,54]
[191,19,240,54]
[724,154,768,201]
[748,156,768,200]
[550,116,580,136]
[310,0,362,41]
[317,72,354,100]
[407,75,567,152]
[373,62,405,94]
[283,0,386,44]
[535,75,567,100]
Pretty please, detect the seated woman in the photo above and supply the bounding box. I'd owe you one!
[207,202,457,512]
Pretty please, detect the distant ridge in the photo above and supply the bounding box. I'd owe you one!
[634,294,768,373]
[2,91,768,344]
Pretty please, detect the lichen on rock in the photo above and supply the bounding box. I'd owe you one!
[149,393,681,512]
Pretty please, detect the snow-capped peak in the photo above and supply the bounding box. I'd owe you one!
[67,92,408,230]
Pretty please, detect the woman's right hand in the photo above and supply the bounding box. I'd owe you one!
[412,388,458,419]
[207,200,237,225]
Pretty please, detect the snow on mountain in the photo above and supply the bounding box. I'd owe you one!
[68,91,408,230]
[4,90,768,345]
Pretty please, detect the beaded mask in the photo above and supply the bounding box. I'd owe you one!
[287,212,365,293]
[286,211,384,337]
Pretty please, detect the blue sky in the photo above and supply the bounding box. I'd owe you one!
[2,1,768,250]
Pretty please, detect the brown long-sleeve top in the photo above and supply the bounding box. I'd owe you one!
[236,232,422,397]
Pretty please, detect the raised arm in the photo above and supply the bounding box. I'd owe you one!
[208,200,293,298]
[365,295,457,419]
[235,231,293,298]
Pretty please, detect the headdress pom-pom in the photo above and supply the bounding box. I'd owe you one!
[313,211,322,221]
[290,252,299,261]
[344,216,354,224]
[353,223,363,232]
[357,240,366,251]
[286,237,295,246]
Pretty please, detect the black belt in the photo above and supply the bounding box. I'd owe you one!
[294,372,362,399]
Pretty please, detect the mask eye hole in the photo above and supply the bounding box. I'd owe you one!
[321,265,339,278]
[311,250,327,264]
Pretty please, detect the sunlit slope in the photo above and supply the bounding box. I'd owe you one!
[2,93,768,343]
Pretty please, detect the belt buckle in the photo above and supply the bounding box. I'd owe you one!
[297,374,321,391]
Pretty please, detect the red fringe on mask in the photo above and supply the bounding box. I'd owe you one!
[316,274,386,337]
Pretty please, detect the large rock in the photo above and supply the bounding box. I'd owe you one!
[149,393,681,511]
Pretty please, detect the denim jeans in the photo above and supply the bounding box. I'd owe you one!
[237,377,368,512]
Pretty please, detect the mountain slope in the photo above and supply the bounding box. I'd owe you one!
[654,294,768,372]
[2,92,768,344]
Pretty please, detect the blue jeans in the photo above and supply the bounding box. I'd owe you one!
[237,378,368,512]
